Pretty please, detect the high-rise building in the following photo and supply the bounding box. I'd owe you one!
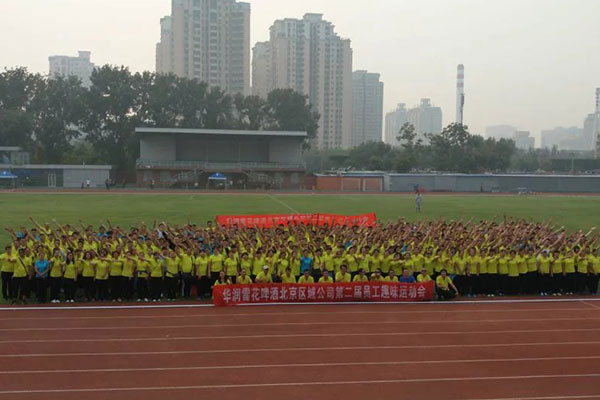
[254,13,353,149]
[251,42,270,98]
[485,125,516,140]
[406,99,442,142]
[384,104,408,147]
[156,0,251,95]
[513,131,535,150]
[48,51,95,87]
[582,88,600,154]
[352,70,384,146]
[541,127,585,150]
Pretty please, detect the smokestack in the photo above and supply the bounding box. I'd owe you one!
[596,88,600,114]
[456,64,465,125]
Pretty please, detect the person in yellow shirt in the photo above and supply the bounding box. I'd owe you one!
[507,250,521,295]
[298,269,315,284]
[108,250,124,301]
[94,249,110,301]
[81,251,96,301]
[318,269,334,283]
[62,252,78,303]
[537,250,552,296]
[149,252,164,302]
[237,268,253,285]
[436,269,458,300]
[255,265,273,284]
[562,250,576,295]
[497,249,510,296]
[178,249,194,298]
[10,248,30,304]
[224,251,239,281]
[121,251,135,300]
[134,253,150,302]
[371,268,385,282]
[280,267,296,284]
[335,265,351,283]
[194,249,210,299]
[575,247,590,295]
[417,267,432,283]
[588,249,600,295]
[353,268,369,282]
[550,250,564,296]
[0,245,17,301]
[213,270,232,287]
[384,269,398,282]
[49,248,64,303]
[163,250,180,301]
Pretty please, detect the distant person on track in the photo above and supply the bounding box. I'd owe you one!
[415,192,423,213]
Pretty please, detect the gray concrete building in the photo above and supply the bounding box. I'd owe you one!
[48,51,95,87]
[406,99,442,142]
[384,104,408,147]
[352,70,384,146]
[156,0,251,95]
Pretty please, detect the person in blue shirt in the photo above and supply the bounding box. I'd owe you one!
[34,251,50,303]
[399,268,416,283]
[300,249,313,276]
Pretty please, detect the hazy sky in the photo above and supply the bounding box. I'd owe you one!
[1,0,599,142]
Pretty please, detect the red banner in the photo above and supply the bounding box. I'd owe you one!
[212,281,435,306]
[215,213,377,228]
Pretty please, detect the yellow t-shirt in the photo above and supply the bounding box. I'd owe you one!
[507,257,520,277]
[237,275,253,285]
[149,259,163,278]
[281,274,297,284]
[298,275,314,284]
[563,257,576,274]
[538,256,551,274]
[371,273,385,282]
[436,275,452,290]
[210,253,224,273]
[213,279,231,286]
[576,257,589,274]
[384,275,398,282]
[12,257,28,278]
[122,259,134,278]
[109,258,124,276]
[0,253,17,273]
[255,271,272,283]
[318,276,334,283]
[344,254,359,272]
[551,256,563,274]
[353,274,369,282]
[195,256,209,277]
[179,254,194,274]
[95,260,109,280]
[64,262,77,280]
[498,257,509,275]
[49,258,64,278]
[165,257,179,277]
[417,273,432,282]
[224,257,238,276]
[335,272,351,282]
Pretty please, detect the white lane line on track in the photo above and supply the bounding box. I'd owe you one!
[2,355,599,375]
[582,300,600,310]
[2,327,599,345]
[0,306,596,321]
[1,316,599,331]
[266,193,300,214]
[2,341,600,358]
[1,374,600,394]
[1,297,600,311]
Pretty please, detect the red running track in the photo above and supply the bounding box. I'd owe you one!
[1,300,600,400]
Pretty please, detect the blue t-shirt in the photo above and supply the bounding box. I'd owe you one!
[399,275,416,283]
[35,259,50,277]
[300,256,313,273]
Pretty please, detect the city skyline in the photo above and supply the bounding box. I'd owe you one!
[1,0,599,143]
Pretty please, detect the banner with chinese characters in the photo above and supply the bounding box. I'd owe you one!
[215,213,377,228]
[212,281,435,306]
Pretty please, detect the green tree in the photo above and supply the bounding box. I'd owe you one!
[265,89,320,140]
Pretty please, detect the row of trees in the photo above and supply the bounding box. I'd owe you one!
[0,67,319,169]
[306,123,517,174]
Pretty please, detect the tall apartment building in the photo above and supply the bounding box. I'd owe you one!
[406,99,442,142]
[251,42,270,98]
[156,0,251,95]
[352,70,384,146]
[541,127,585,150]
[253,14,353,149]
[513,131,535,150]
[583,88,600,154]
[384,104,408,147]
[48,51,95,87]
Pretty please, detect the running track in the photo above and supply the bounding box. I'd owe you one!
[1,300,600,400]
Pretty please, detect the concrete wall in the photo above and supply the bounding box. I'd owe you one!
[140,136,176,161]
[387,174,600,193]
[63,168,110,188]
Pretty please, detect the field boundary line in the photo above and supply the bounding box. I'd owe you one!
[1,373,600,394]
[266,193,300,214]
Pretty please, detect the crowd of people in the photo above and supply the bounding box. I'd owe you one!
[1,217,599,305]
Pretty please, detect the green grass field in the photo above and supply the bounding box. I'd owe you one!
[1,192,600,245]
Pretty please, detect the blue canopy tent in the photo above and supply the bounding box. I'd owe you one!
[207,173,228,189]
[0,170,18,188]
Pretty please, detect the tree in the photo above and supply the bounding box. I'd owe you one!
[265,89,319,140]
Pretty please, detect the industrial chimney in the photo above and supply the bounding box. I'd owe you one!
[456,64,465,125]
[596,88,600,113]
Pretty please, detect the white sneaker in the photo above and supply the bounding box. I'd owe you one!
[137,299,141,302]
